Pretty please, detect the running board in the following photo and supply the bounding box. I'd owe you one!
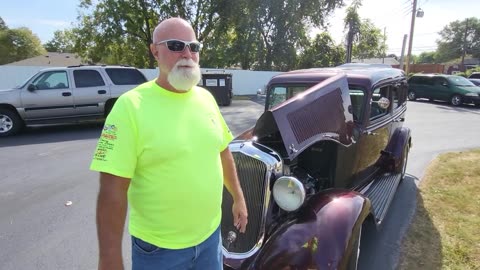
[360,173,402,225]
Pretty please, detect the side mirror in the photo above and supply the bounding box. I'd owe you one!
[27,84,36,92]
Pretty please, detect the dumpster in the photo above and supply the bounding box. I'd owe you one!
[198,71,233,106]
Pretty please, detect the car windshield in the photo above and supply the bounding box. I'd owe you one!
[267,84,365,117]
[448,76,475,86]
[268,85,312,109]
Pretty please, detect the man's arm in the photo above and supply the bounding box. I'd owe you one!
[220,148,248,233]
[96,172,130,270]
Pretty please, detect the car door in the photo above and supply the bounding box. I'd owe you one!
[432,77,450,101]
[20,70,74,120]
[72,69,110,116]
[353,84,393,182]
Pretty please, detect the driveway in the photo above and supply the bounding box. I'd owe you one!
[0,99,479,270]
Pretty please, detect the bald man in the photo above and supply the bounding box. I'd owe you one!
[91,17,248,270]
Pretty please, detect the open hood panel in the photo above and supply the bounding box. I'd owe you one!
[253,73,354,160]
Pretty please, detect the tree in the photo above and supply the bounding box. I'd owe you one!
[344,0,362,63]
[250,0,344,71]
[0,26,46,65]
[297,32,345,68]
[73,0,234,68]
[416,51,436,64]
[0,17,7,31]
[44,30,75,53]
[436,17,480,63]
[352,19,386,60]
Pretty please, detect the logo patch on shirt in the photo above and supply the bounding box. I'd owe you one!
[94,124,118,161]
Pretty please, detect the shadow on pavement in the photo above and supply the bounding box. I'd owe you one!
[0,122,103,147]
[396,178,443,270]
[357,174,441,270]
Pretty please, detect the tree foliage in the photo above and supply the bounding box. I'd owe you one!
[0,17,46,65]
[66,0,345,70]
[352,19,386,60]
[436,17,480,62]
[416,51,436,64]
[44,30,75,53]
[297,32,345,68]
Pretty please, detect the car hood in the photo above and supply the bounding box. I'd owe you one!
[0,88,16,93]
[253,73,354,160]
[458,86,480,93]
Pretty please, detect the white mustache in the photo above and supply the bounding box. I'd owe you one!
[174,59,198,68]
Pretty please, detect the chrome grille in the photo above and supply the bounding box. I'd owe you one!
[221,151,268,253]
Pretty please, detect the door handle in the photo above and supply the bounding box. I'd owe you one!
[62,92,72,96]
[363,130,378,136]
[98,90,107,94]
[393,117,405,122]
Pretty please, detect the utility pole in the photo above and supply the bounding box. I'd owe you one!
[405,0,418,74]
[399,34,408,70]
[383,27,386,64]
[461,19,469,68]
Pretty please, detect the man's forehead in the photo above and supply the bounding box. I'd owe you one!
[155,19,195,39]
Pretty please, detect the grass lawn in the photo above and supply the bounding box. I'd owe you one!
[399,149,480,270]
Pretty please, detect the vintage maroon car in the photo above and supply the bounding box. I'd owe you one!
[221,65,412,270]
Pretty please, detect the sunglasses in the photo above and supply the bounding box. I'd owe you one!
[155,39,202,53]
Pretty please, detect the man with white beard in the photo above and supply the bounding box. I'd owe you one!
[90,17,248,270]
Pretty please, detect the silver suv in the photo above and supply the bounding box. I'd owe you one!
[0,65,147,136]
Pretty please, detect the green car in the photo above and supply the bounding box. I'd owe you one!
[407,74,480,107]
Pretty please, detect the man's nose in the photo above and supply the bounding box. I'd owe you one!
[181,46,194,58]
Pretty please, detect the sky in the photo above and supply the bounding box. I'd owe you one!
[1,0,479,57]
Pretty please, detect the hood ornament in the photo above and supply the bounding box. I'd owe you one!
[225,231,237,249]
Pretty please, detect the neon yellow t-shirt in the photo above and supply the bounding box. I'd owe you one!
[90,80,233,249]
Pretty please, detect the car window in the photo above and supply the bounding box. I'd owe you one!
[105,68,147,85]
[409,76,432,85]
[267,85,311,109]
[432,77,447,86]
[447,76,475,86]
[74,70,105,88]
[370,86,390,120]
[32,71,69,90]
[469,73,480,79]
[349,88,364,122]
[269,86,287,109]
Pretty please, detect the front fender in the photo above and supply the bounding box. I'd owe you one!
[244,189,371,270]
[384,127,412,171]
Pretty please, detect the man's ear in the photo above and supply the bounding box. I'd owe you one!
[150,44,158,60]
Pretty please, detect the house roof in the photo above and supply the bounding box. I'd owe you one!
[4,52,85,66]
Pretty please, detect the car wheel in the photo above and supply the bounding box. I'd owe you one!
[450,95,462,106]
[346,224,362,270]
[407,91,416,101]
[0,108,23,137]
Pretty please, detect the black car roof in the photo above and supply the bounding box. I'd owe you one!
[267,65,405,90]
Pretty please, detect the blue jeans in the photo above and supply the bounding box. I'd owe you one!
[131,226,222,270]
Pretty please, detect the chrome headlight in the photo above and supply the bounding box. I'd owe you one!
[272,176,306,211]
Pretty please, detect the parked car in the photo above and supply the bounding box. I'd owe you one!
[0,65,147,136]
[468,78,480,86]
[407,74,480,106]
[221,65,412,270]
[468,72,480,79]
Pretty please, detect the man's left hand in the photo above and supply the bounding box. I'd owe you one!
[232,199,248,233]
